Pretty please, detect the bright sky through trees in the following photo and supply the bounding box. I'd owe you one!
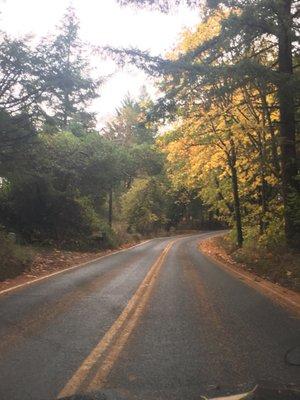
[1,0,199,125]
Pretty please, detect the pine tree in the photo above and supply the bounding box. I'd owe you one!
[37,7,100,131]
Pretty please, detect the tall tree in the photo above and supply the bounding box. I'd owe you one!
[101,92,162,226]
[103,93,156,145]
[202,0,299,246]
[114,0,300,247]
[0,34,42,112]
[37,7,100,131]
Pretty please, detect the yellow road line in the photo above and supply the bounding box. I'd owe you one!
[57,240,175,399]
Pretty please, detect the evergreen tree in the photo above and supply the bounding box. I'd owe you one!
[37,7,100,131]
[0,33,41,112]
[104,94,155,145]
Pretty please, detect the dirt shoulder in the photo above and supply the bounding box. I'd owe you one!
[0,241,142,294]
[199,236,300,315]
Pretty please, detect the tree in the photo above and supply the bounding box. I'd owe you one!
[0,130,128,244]
[155,11,291,247]
[114,0,300,247]
[103,93,156,145]
[102,92,163,226]
[0,8,102,132]
[122,177,170,234]
[0,110,36,174]
[36,7,100,130]
[0,33,42,112]
[202,0,299,247]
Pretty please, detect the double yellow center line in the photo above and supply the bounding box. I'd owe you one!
[57,240,175,398]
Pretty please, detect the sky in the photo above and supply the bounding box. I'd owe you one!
[1,0,200,126]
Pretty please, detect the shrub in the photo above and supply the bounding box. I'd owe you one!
[121,178,169,235]
[0,230,33,280]
[113,222,142,246]
[257,217,286,250]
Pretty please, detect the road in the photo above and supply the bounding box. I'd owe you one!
[0,232,299,400]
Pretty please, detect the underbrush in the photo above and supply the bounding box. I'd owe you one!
[113,222,143,246]
[113,223,200,244]
[0,231,34,281]
[217,228,300,291]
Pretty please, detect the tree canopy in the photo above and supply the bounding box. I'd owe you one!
[111,0,299,248]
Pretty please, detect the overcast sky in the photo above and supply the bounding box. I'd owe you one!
[1,0,200,125]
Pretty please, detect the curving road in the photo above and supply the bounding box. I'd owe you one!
[0,232,299,400]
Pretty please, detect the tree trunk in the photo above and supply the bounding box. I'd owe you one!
[257,123,268,234]
[230,163,243,247]
[259,90,281,178]
[260,177,268,234]
[278,0,299,247]
[228,140,243,247]
[108,187,113,228]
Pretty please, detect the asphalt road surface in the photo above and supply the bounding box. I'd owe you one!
[0,232,299,400]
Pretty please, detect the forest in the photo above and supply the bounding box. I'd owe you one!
[0,0,299,286]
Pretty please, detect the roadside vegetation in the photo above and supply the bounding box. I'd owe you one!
[0,230,34,280]
[113,0,299,289]
[201,234,299,291]
[0,1,299,286]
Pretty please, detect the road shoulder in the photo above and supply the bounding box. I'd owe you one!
[0,240,149,296]
[199,236,300,316]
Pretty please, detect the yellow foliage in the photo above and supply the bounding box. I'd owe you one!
[158,11,281,232]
